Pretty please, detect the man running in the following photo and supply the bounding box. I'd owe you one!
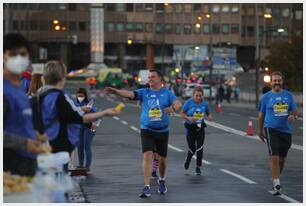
[104,69,181,198]
[258,71,298,195]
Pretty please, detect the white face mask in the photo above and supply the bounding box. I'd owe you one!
[5,55,29,74]
[77,97,85,103]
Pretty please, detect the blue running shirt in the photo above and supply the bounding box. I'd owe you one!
[259,90,297,134]
[182,98,210,125]
[135,88,177,132]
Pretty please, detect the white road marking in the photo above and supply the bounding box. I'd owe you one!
[204,120,303,151]
[249,116,257,120]
[113,116,120,121]
[220,169,257,184]
[168,144,184,152]
[121,120,128,125]
[267,191,300,203]
[191,155,212,165]
[229,113,241,117]
[130,126,139,132]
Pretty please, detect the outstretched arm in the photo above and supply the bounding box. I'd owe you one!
[103,87,135,99]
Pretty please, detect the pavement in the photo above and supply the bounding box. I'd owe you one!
[65,82,303,203]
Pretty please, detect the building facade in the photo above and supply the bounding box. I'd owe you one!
[4,3,302,73]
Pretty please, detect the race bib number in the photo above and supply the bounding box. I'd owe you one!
[193,111,204,123]
[149,107,163,121]
[273,103,289,116]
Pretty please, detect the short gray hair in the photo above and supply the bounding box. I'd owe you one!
[43,60,67,85]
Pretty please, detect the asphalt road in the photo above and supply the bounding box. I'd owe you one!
[65,83,303,203]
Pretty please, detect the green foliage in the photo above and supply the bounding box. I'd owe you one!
[264,37,303,92]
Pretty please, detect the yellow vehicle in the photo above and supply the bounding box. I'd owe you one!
[97,68,124,88]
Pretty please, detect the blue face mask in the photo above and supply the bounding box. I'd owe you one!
[5,55,29,74]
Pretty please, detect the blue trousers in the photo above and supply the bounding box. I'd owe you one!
[77,127,95,168]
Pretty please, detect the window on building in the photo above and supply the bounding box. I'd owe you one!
[126,23,135,31]
[28,3,38,10]
[79,22,86,31]
[212,5,220,13]
[136,23,144,32]
[175,4,183,13]
[295,10,302,20]
[69,22,77,31]
[40,20,49,31]
[20,20,25,30]
[144,3,153,11]
[265,8,272,14]
[194,24,201,34]
[58,4,67,10]
[175,24,182,34]
[184,24,192,34]
[30,20,38,31]
[241,26,246,37]
[212,24,220,33]
[231,24,239,33]
[203,5,209,13]
[222,5,230,13]
[126,4,134,12]
[18,4,28,9]
[282,8,289,17]
[116,23,125,32]
[155,23,163,33]
[203,24,210,33]
[193,4,201,13]
[107,23,115,32]
[231,5,239,12]
[13,20,18,30]
[116,4,126,12]
[222,24,229,33]
[68,3,77,11]
[135,4,144,12]
[165,24,173,33]
[247,26,254,36]
[259,26,263,36]
[272,8,281,18]
[247,7,254,16]
[257,6,264,15]
[165,4,173,13]
[156,4,164,13]
[184,4,192,13]
[106,4,115,12]
[145,23,153,32]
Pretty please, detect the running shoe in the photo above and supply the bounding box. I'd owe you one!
[139,186,151,198]
[184,158,190,170]
[195,167,201,175]
[272,185,282,196]
[151,171,158,179]
[158,180,167,194]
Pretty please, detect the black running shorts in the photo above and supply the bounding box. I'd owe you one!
[140,129,169,157]
[264,127,292,157]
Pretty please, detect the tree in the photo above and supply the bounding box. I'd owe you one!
[264,36,302,92]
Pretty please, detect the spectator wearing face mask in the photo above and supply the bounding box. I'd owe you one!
[74,88,98,172]
[3,33,40,176]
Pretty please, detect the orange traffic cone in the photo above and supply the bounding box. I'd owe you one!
[246,121,254,136]
[216,103,222,113]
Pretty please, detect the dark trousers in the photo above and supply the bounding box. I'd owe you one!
[185,127,205,167]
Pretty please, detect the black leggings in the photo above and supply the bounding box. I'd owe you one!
[185,127,205,167]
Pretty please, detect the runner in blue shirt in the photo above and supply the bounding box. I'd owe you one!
[180,86,212,175]
[104,69,181,198]
[258,71,298,196]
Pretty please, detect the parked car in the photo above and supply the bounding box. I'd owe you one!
[182,83,216,100]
